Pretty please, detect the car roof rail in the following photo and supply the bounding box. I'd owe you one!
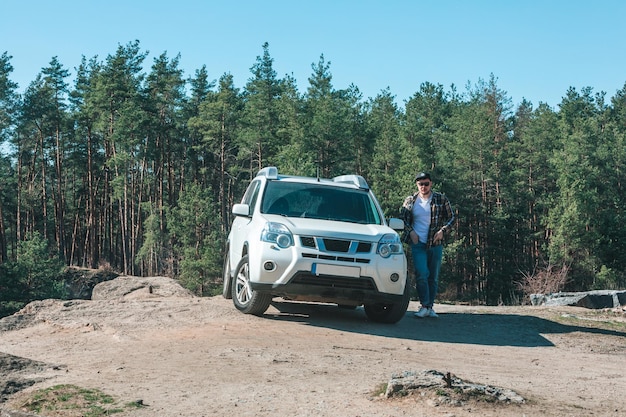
[256,167,369,189]
[332,174,369,190]
[256,166,279,179]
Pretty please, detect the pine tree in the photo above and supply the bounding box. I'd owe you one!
[92,40,148,274]
[0,52,19,263]
[240,42,282,174]
[548,87,604,288]
[302,55,355,177]
[68,55,104,268]
[365,89,404,217]
[188,73,243,234]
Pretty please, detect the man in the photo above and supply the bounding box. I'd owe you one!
[400,172,455,318]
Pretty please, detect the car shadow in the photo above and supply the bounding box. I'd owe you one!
[266,301,626,348]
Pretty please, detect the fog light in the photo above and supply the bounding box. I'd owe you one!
[390,272,399,282]
[263,261,276,271]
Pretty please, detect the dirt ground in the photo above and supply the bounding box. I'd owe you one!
[1,280,626,417]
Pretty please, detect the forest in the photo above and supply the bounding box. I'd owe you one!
[1,41,625,313]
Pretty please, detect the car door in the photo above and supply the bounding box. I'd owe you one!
[230,179,262,262]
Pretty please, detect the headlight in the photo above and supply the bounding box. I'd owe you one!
[261,222,294,249]
[377,233,403,258]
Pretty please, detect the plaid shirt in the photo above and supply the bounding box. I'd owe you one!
[400,191,455,247]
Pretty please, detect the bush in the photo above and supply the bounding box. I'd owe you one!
[0,233,67,309]
[517,263,569,303]
[593,265,625,290]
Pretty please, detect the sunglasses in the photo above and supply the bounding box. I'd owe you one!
[418,182,431,187]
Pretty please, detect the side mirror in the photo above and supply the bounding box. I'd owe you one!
[232,203,251,217]
[388,218,404,230]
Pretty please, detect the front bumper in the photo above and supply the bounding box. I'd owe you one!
[248,236,407,305]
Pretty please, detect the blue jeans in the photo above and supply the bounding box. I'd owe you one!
[410,242,443,308]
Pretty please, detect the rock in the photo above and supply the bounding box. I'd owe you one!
[0,353,50,404]
[0,300,63,332]
[91,276,195,300]
[530,290,626,309]
[385,369,525,404]
[62,267,119,299]
[529,293,547,306]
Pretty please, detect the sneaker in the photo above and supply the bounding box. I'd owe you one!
[414,307,429,318]
[428,308,438,318]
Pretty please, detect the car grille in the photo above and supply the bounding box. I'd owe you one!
[290,272,377,291]
[300,236,372,265]
[302,253,370,264]
[323,238,350,252]
[300,236,372,253]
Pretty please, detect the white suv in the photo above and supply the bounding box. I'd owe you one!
[222,167,409,323]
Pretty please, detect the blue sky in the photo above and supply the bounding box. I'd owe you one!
[2,0,625,109]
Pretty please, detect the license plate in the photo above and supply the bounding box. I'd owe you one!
[312,263,360,278]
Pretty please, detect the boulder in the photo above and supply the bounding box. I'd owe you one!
[385,369,525,404]
[0,353,50,404]
[91,276,195,300]
[530,290,626,309]
[63,267,118,299]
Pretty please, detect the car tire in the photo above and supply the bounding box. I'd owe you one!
[222,248,232,299]
[363,282,410,324]
[232,255,272,316]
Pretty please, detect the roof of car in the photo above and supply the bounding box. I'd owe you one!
[255,167,369,190]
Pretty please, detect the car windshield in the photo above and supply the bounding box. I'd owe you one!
[261,180,383,225]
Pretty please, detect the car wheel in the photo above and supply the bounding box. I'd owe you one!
[364,283,410,324]
[222,248,232,299]
[232,255,272,316]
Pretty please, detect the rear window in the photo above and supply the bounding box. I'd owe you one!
[261,181,382,225]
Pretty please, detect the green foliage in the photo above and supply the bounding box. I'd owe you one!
[135,204,166,276]
[302,55,359,177]
[168,184,223,295]
[366,89,405,217]
[0,52,19,141]
[15,384,142,416]
[0,233,66,305]
[593,265,623,290]
[0,301,24,318]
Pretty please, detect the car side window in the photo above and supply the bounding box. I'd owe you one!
[241,180,261,211]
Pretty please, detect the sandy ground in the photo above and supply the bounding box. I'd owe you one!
[1,290,626,417]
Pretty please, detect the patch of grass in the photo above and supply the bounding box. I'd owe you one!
[371,382,388,397]
[555,311,626,331]
[15,384,144,417]
[435,388,449,396]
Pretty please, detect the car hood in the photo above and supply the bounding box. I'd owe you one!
[264,215,396,241]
